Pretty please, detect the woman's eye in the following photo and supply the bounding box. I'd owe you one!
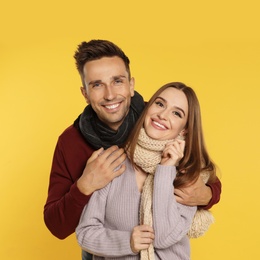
[173,111,182,118]
[155,101,164,107]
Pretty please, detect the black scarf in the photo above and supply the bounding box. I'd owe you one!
[77,91,145,149]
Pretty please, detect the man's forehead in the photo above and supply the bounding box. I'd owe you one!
[83,58,128,83]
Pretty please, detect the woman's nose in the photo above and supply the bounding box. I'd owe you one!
[157,109,168,120]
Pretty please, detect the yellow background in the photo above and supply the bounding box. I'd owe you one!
[1,0,260,259]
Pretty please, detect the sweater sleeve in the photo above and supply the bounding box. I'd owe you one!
[153,165,197,249]
[76,185,135,257]
[44,137,91,239]
[200,177,222,210]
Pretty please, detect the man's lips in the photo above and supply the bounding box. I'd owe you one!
[104,103,120,110]
[101,101,122,111]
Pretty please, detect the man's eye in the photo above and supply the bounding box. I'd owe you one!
[93,83,102,87]
[114,79,123,84]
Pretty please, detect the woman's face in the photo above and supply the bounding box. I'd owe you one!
[144,87,188,140]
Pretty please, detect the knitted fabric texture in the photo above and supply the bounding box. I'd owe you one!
[187,171,215,238]
[78,91,145,149]
[132,128,214,259]
[133,128,174,260]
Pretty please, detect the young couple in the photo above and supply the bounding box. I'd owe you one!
[44,40,221,259]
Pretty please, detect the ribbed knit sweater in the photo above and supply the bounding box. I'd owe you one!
[76,159,197,259]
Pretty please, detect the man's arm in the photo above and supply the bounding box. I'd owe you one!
[174,175,222,210]
[44,139,91,239]
[44,132,126,239]
[202,178,221,210]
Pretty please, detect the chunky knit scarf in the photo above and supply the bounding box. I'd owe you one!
[133,128,214,259]
[78,91,145,149]
[133,128,174,260]
[187,171,214,239]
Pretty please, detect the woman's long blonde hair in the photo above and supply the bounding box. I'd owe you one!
[125,82,216,187]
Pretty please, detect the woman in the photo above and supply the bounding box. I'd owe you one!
[76,82,217,259]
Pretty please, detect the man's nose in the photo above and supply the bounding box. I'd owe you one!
[104,85,116,100]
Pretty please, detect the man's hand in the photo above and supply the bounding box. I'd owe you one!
[130,225,154,254]
[174,175,212,206]
[77,145,126,195]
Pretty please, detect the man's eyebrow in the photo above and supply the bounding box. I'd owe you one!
[88,80,102,86]
[157,96,186,116]
[112,75,127,79]
[88,75,127,86]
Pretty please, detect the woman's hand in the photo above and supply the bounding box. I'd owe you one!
[161,139,185,166]
[130,225,154,254]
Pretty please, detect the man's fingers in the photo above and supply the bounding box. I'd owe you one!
[174,188,186,203]
[112,163,126,178]
[111,150,127,170]
[99,145,121,159]
[174,188,184,196]
[87,147,104,164]
[99,146,126,166]
[89,145,126,173]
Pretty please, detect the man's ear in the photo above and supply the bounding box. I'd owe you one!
[129,77,135,97]
[80,87,90,104]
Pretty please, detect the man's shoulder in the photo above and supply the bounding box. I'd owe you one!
[58,114,81,139]
[56,124,94,156]
[58,124,88,148]
[60,124,78,136]
[58,124,81,140]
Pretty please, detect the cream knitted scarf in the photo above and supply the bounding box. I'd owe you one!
[133,128,174,260]
[132,128,214,259]
[187,171,215,239]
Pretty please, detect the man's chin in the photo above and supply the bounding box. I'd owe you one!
[102,116,125,130]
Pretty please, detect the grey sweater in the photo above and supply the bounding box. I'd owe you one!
[76,159,197,260]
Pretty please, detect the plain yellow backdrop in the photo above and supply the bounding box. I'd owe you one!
[1,0,260,259]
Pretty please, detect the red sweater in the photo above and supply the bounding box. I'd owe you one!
[44,124,221,239]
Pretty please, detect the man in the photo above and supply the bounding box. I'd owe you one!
[44,40,221,259]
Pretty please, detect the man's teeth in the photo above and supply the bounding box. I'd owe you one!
[105,103,119,109]
[153,121,166,129]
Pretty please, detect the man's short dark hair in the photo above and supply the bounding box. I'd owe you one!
[74,40,131,86]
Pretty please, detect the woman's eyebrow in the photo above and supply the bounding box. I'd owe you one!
[157,96,186,116]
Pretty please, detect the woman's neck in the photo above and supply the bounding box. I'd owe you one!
[134,165,148,193]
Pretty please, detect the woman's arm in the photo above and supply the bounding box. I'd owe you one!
[76,184,135,257]
[153,165,197,249]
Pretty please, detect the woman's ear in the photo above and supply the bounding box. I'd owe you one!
[178,129,188,140]
[177,134,185,140]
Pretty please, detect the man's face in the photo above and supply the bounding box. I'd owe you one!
[81,56,135,131]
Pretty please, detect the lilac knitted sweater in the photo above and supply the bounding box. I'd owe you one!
[76,159,197,260]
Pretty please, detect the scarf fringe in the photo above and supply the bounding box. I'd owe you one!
[187,209,214,238]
